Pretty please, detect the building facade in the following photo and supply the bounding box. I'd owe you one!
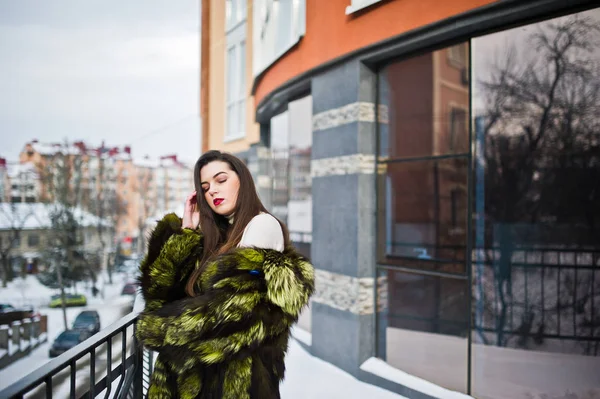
[201,1,600,397]
[15,141,193,254]
[0,203,109,276]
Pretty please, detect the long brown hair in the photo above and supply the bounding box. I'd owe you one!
[185,150,290,296]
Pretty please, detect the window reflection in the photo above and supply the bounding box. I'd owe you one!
[378,268,469,392]
[378,43,470,159]
[268,96,313,259]
[376,41,471,392]
[472,8,600,399]
[377,157,468,273]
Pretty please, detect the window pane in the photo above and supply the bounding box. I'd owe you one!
[288,95,313,260]
[239,41,246,99]
[226,104,236,138]
[238,99,245,135]
[377,157,468,274]
[239,0,247,21]
[378,42,470,159]
[270,111,290,223]
[275,0,293,55]
[377,268,468,392]
[471,8,600,399]
[226,46,236,104]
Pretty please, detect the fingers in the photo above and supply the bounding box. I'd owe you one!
[186,191,197,203]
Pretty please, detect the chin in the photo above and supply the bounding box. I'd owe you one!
[214,208,232,216]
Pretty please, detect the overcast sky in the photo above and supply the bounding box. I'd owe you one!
[0,0,200,164]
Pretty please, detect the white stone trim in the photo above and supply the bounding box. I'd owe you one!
[312,102,388,132]
[311,154,375,178]
[312,269,387,315]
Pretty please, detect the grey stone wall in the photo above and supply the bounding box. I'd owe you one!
[309,60,380,376]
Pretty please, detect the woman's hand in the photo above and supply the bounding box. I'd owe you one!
[182,191,200,229]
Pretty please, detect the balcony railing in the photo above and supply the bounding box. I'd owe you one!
[0,312,151,399]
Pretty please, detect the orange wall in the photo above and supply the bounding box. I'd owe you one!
[254,0,495,105]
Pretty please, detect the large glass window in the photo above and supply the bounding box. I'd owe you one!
[267,95,313,258]
[378,8,600,397]
[471,8,600,399]
[376,42,471,392]
[225,41,246,141]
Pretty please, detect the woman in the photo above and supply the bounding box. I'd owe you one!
[135,150,315,399]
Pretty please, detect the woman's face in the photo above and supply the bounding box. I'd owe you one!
[199,160,240,217]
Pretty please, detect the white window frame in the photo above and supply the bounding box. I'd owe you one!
[225,14,247,142]
[345,0,383,15]
[226,0,247,32]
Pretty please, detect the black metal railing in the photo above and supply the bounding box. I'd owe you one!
[473,246,600,354]
[0,312,150,399]
[381,242,600,354]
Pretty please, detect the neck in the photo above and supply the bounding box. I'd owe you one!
[226,213,235,225]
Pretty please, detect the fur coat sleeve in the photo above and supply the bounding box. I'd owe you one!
[135,215,315,372]
[137,213,203,311]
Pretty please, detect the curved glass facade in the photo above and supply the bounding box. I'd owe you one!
[376,7,600,398]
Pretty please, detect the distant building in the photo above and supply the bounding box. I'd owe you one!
[0,203,111,275]
[155,154,193,216]
[15,141,193,252]
[6,162,39,204]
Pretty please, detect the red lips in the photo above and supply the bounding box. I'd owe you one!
[213,198,224,206]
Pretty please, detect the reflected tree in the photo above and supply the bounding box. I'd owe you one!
[478,15,600,353]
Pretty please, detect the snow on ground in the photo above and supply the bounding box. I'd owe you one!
[0,275,58,309]
[0,272,134,391]
[281,338,407,399]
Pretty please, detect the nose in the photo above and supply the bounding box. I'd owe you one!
[208,187,218,197]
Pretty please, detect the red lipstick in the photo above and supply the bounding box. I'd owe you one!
[213,198,224,206]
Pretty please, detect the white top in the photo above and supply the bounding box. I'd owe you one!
[237,213,284,252]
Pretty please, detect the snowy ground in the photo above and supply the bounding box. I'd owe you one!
[281,338,407,399]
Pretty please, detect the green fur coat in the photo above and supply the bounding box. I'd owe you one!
[135,213,315,399]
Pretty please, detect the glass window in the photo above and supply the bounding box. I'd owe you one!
[376,41,472,392]
[226,42,246,141]
[269,111,289,224]
[378,43,470,159]
[238,41,246,135]
[471,8,600,399]
[27,234,39,247]
[226,0,247,30]
[377,268,469,392]
[377,157,469,274]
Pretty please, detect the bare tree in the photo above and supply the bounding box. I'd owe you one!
[37,140,98,330]
[476,15,600,353]
[0,203,35,287]
[135,166,155,255]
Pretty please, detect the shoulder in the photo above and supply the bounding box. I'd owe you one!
[239,213,284,252]
[246,213,281,231]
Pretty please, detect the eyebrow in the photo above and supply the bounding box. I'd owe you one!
[200,171,228,185]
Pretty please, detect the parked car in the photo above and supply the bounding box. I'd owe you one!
[121,282,139,296]
[48,329,91,357]
[72,310,101,335]
[49,294,87,308]
[0,303,16,313]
